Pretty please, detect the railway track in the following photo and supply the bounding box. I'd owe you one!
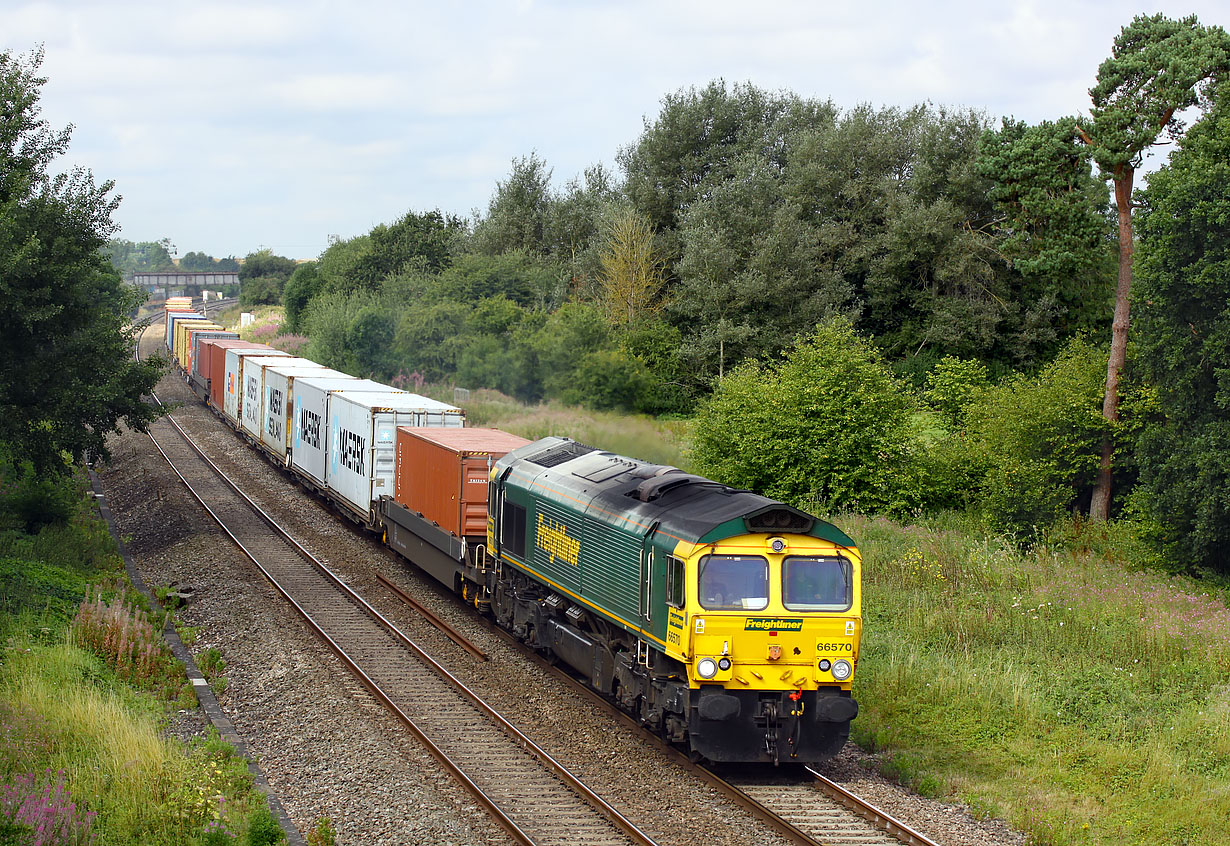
[376,576,942,846]
[139,344,659,846]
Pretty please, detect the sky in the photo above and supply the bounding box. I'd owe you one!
[4,1,1226,261]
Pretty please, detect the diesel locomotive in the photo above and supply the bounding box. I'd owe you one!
[386,435,862,765]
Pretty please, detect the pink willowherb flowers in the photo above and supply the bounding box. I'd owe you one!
[0,769,96,845]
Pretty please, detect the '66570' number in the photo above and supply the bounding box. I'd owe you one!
[816,642,854,653]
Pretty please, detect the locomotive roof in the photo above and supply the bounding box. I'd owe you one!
[499,437,855,549]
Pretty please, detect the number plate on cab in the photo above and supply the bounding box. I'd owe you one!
[815,640,855,654]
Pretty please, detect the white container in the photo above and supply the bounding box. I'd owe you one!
[238,356,324,440]
[290,377,397,489]
[222,348,290,424]
[260,363,348,459]
[325,391,465,522]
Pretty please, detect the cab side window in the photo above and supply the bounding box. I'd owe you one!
[502,500,526,559]
[665,556,684,608]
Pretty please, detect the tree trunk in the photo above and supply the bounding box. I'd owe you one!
[1090,164,1135,521]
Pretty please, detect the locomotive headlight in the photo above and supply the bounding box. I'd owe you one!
[697,657,719,679]
[818,659,832,672]
[718,657,732,671]
[832,659,853,681]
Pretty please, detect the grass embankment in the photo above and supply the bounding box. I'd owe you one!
[450,388,690,468]
[847,514,1230,845]
[1,476,287,844]
[453,393,1230,844]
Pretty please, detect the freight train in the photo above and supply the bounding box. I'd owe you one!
[163,304,862,765]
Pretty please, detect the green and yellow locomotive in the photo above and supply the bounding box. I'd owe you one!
[486,437,861,765]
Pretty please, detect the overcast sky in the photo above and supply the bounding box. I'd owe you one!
[5,1,1225,260]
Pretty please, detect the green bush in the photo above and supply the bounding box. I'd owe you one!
[923,356,990,429]
[690,319,919,514]
[244,802,284,846]
[0,450,82,534]
[965,336,1109,537]
[559,348,653,411]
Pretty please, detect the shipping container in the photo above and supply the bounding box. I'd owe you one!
[207,341,275,412]
[238,356,326,440]
[394,428,530,538]
[290,377,401,490]
[176,322,221,370]
[325,392,465,523]
[166,312,205,350]
[258,361,348,459]
[222,347,291,424]
[190,331,240,382]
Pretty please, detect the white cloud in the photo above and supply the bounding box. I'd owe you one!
[4,0,1226,257]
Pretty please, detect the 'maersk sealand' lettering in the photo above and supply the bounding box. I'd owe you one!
[300,408,321,449]
[338,427,366,475]
[267,389,284,441]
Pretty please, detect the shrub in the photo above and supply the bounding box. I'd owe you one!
[0,452,81,535]
[922,356,990,429]
[559,348,653,412]
[244,802,283,846]
[690,319,919,514]
[965,336,1109,537]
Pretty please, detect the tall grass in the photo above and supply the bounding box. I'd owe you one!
[841,512,1230,845]
[1,637,268,844]
[418,386,693,469]
[1,472,283,844]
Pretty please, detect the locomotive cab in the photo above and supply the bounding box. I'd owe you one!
[666,531,862,764]
[486,437,862,766]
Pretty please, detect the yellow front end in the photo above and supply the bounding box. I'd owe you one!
[665,534,862,692]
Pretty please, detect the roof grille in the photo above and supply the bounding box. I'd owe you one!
[524,441,597,468]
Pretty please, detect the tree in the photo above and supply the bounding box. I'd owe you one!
[596,205,665,326]
[346,209,462,289]
[179,250,217,271]
[0,48,163,470]
[239,248,297,283]
[977,118,1114,350]
[473,153,554,256]
[102,238,176,275]
[282,263,322,333]
[690,319,917,514]
[1078,14,1230,520]
[619,81,829,238]
[1133,84,1230,570]
[238,248,297,306]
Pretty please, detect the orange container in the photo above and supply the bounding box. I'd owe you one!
[394,428,531,538]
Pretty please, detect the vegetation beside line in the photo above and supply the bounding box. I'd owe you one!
[1,451,288,844]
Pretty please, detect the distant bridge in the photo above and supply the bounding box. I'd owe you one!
[133,271,240,291]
